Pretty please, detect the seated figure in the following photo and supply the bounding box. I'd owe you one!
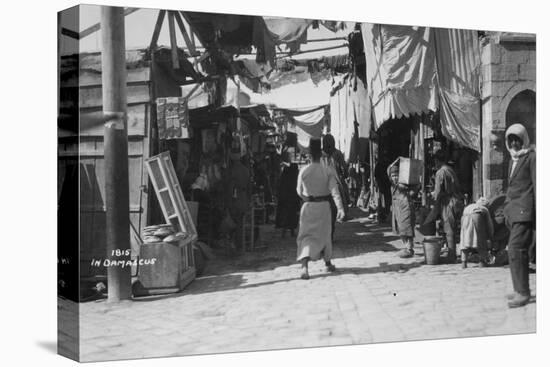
[459,197,494,268]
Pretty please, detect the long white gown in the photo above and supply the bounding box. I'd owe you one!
[296,162,341,261]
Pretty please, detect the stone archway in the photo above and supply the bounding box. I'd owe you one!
[498,81,535,133]
[505,89,536,144]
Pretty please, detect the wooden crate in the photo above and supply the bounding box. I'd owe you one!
[398,157,423,185]
[133,238,195,296]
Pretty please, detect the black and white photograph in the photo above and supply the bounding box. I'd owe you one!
[55,2,540,363]
[22,0,542,364]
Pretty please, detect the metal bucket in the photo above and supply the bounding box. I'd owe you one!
[423,236,443,265]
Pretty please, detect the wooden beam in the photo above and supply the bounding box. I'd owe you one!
[173,11,198,56]
[80,7,139,39]
[177,75,221,86]
[193,50,210,68]
[305,37,347,43]
[275,44,348,59]
[190,26,196,49]
[167,11,180,69]
[234,44,348,57]
[181,58,201,82]
[61,27,80,40]
[149,10,166,53]
[182,82,201,101]
[180,11,205,47]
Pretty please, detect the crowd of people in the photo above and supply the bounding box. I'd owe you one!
[212,122,535,309]
[291,122,535,309]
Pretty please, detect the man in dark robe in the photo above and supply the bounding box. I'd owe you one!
[503,123,535,308]
[424,150,464,263]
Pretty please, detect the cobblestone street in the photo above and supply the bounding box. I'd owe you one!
[66,208,536,362]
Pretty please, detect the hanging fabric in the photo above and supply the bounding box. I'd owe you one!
[352,77,371,138]
[253,17,312,66]
[289,107,326,147]
[329,86,341,150]
[320,20,353,33]
[361,24,438,129]
[328,74,356,161]
[343,79,354,161]
[226,75,333,110]
[434,28,481,152]
[337,81,347,154]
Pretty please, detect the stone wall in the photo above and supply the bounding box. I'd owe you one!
[480,33,536,199]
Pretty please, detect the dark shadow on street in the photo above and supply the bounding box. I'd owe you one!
[132,274,247,302]
[201,210,402,277]
[131,208,431,301]
[140,260,427,299]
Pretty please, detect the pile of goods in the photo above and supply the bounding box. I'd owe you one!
[142,224,189,244]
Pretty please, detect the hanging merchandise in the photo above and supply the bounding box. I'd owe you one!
[251,133,261,153]
[180,82,216,109]
[296,126,312,149]
[330,74,358,160]
[239,128,247,157]
[348,29,364,66]
[329,75,356,161]
[280,107,326,148]
[201,129,217,153]
[424,118,435,139]
[352,77,371,138]
[344,78,357,160]
[329,83,341,145]
[217,123,226,144]
[253,17,312,66]
[156,97,190,139]
[320,20,353,33]
[232,60,273,93]
[225,71,334,110]
[231,131,241,153]
[290,107,326,133]
[310,69,332,86]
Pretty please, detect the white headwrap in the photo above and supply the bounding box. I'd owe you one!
[476,197,489,208]
[505,123,530,161]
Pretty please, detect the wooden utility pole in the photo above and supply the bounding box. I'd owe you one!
[167,11,180,69]
[101,6,132,302]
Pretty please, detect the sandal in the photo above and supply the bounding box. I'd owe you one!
[325,263,337,272]
[398,249,414,258]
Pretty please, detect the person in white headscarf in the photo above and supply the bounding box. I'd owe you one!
[503,123,535,308]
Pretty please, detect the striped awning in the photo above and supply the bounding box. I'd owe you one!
[362,24,439,129]
[362,24,482,151]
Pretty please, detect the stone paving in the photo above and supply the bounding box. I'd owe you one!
[65,208,536,362]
